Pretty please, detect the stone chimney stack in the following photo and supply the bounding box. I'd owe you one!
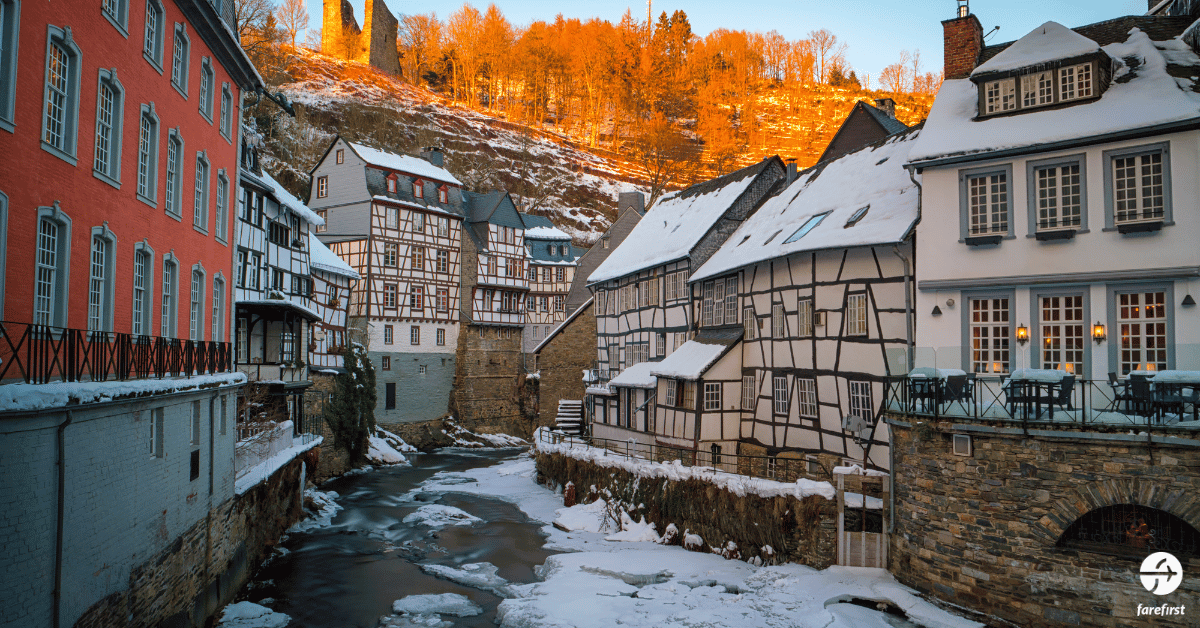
[943,2,983,80]
[785,159,798,184]
[419,146,444,167]
[873,98,896,118]
[619,191,645,214]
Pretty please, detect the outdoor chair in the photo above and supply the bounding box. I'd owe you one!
[1127,375,1154,418]
[1153,383,1200,423]
[1003,376,1033,415]
[941,375,973,415]
[1034,375,1075,419]
[1106,372,1132,412]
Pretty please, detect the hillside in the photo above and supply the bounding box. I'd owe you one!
[248,48,932,240]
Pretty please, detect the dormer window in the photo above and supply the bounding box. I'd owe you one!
[1020,72,1053,107]
[386,175,396,193]
[438,186,448,203]
[984,79,1016,115]
[971,23,1109,119]
[1059,63,1092,101]
[413,179,423,198]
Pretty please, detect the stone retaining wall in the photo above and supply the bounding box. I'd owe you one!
[535,451,837,567]
[888,416,1200,627]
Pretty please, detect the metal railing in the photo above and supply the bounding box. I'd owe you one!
[537,429,827,483]
[883,376,1200,430]
[0,320,231,384]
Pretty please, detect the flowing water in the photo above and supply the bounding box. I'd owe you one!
[244,450,554,628]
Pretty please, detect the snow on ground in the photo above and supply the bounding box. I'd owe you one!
[288,488,342,533]
[416,453,984,628]
[553,499,611,533]
[367,428,415,465]
[402,504,483,528]
[215,601,290,628]
[391,593,482,617]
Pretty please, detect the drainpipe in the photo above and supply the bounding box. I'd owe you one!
[53,410,74,628]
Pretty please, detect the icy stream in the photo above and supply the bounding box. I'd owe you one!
[242,450,553,628]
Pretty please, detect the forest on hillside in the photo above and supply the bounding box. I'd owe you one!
[237,0,938,211]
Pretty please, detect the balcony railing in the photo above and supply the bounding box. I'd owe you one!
[0,321,231,384]
[883,375,1200,431]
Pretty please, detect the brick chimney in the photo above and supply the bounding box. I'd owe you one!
[873,98,896,118]
[943,5,983,80]
[619,191,645,215]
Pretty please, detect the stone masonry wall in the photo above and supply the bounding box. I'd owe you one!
[360,0,400,74]
[533,301,594,431]
[536,451,838,567]
[888,417,1200,627]
[451,326,536,438]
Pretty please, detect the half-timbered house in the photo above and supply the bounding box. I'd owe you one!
[585,158,787,445]
[309,137,466,422]
[307,232,359,372]
[687,127,923,473]
[565,192,645,313]
[450,191,532,424]
[235,138,325,423]
[520,213,583,353]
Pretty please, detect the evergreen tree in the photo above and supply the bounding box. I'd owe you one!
[324,343,377,464]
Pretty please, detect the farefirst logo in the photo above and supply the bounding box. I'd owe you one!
[1137,552,1186,618]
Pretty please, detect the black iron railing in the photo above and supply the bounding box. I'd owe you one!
[883,375,1200,430]
[0,320,231,384]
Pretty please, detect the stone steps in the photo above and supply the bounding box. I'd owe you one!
[554,399,584,435]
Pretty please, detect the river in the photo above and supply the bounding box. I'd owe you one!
[243,450,551,628]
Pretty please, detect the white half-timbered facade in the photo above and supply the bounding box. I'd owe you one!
[310,137,466,422]
[235,138,324,390]
[688,128,921,472]
[585,158,786,446]
[461,191,530,328]
[308,233,359,371]
[521,213,583,352]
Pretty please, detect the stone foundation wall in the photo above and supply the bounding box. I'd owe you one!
[888,416,1200,627]
[535,451,837,567]
[533,301,594,432]
[451,326,536,438]
[75,448,317,627]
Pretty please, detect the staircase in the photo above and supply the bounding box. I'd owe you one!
[554,399,585,436]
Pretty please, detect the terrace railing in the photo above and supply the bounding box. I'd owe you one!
[882,376,1200,431]
[0,320,231,384]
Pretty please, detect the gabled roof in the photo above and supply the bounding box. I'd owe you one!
[308,233,359,279]
[532,298,593,354]
[242,170,325,227]
[861,102,909,135]
[344,140,463,186]
[466,190,526,228]
[910,18,1200,166]
[693,127,920,282]
[520,213,573,241]
[972,21,1102,77]
[648,329,743,381]
[588,157,781,285]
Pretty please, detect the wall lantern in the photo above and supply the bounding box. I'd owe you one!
[1183,294,1197,307]
[1092,322,1107,344]
[931,305,943,316]
[1016,324,1030,345]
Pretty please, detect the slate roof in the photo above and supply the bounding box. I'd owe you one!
[861,102,909,135]
[978,16,1195,64]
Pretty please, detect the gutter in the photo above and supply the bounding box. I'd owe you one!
[53,410,73,628]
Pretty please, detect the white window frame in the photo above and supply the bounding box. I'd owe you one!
[1112,287,1170,375]
[193,151,209,232]
[436,287,448,311]
[92,69,124,186]
[0,0,18,132]
[410,284,423,310]
[964,292,1012,375]
[41,25,82,164]
[211,275,225,342]
[383,242,397,267]
[436,328,445,346]
[197,57,213,121]
[133,246,151,334]
[1037,293,1086,376]
[773,376,788,415]
[703,382,721,411]
[983,77,1016,115]
[1103,143,1171,230]
[87,226,117,333]
[797,377,817,418]
[741,374,755,410]
[664,378,677,406]
[215,170,229,242]
[682,381,696,410]
[219,83,232,140]
[164,129,183,217]
[189,265,205,340]
[383,324,393,344]
[771,303,784,338]
[410,325,420,345]
[798,298,813,337]
[160,255,177,338]
[136,104,159,206]
[1027,155,1086,235]
[34,204,72,328]
[410,245,424,270]
[1059,62,1093,102]
[848,381,874,426]
[316,175,328,198]
[170,23,189,96]
[385,206,398,228]
[142,0,164,70]
[383,283,397,308]
[846,292,867,336]
[1020,71,1053,108]
[743,307,756,340]
[959,164,1013,242]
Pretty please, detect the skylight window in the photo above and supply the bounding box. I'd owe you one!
[784,212,830,244]
[845,205,870,228]
[763,229,783,245]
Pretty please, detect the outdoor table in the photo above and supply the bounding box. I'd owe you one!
[1004,369,1070,420]
[1150,371,1200,422]
[905,368,966,412]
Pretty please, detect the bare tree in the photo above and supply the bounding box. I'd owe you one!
[631,115,700,209]
[808,29,846,84]
[399,13,443,85]
[276,0,308,49]
[235,0,275,52]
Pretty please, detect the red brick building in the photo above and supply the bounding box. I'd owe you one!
[0,0,260,344]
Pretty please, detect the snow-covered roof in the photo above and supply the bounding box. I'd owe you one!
[532,297,593,354]
[236,298,323,321]
[910,26,1200,165]
[308,232,359,279]
[349,142,464,186]
[588,160,772,285]
[0,372,246,412]
[649,331,740,381]
[608,362,658,389]
[971,21,1101,76]
[525,225,572,240]
[692,129,920,282]
[243,170,325,227]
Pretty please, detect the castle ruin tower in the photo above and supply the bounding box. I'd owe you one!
[359,0,401,74]
[322,0,362,59]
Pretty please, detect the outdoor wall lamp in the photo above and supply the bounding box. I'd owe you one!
[1016,325,1029,345]
[1092,322,1107,344]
